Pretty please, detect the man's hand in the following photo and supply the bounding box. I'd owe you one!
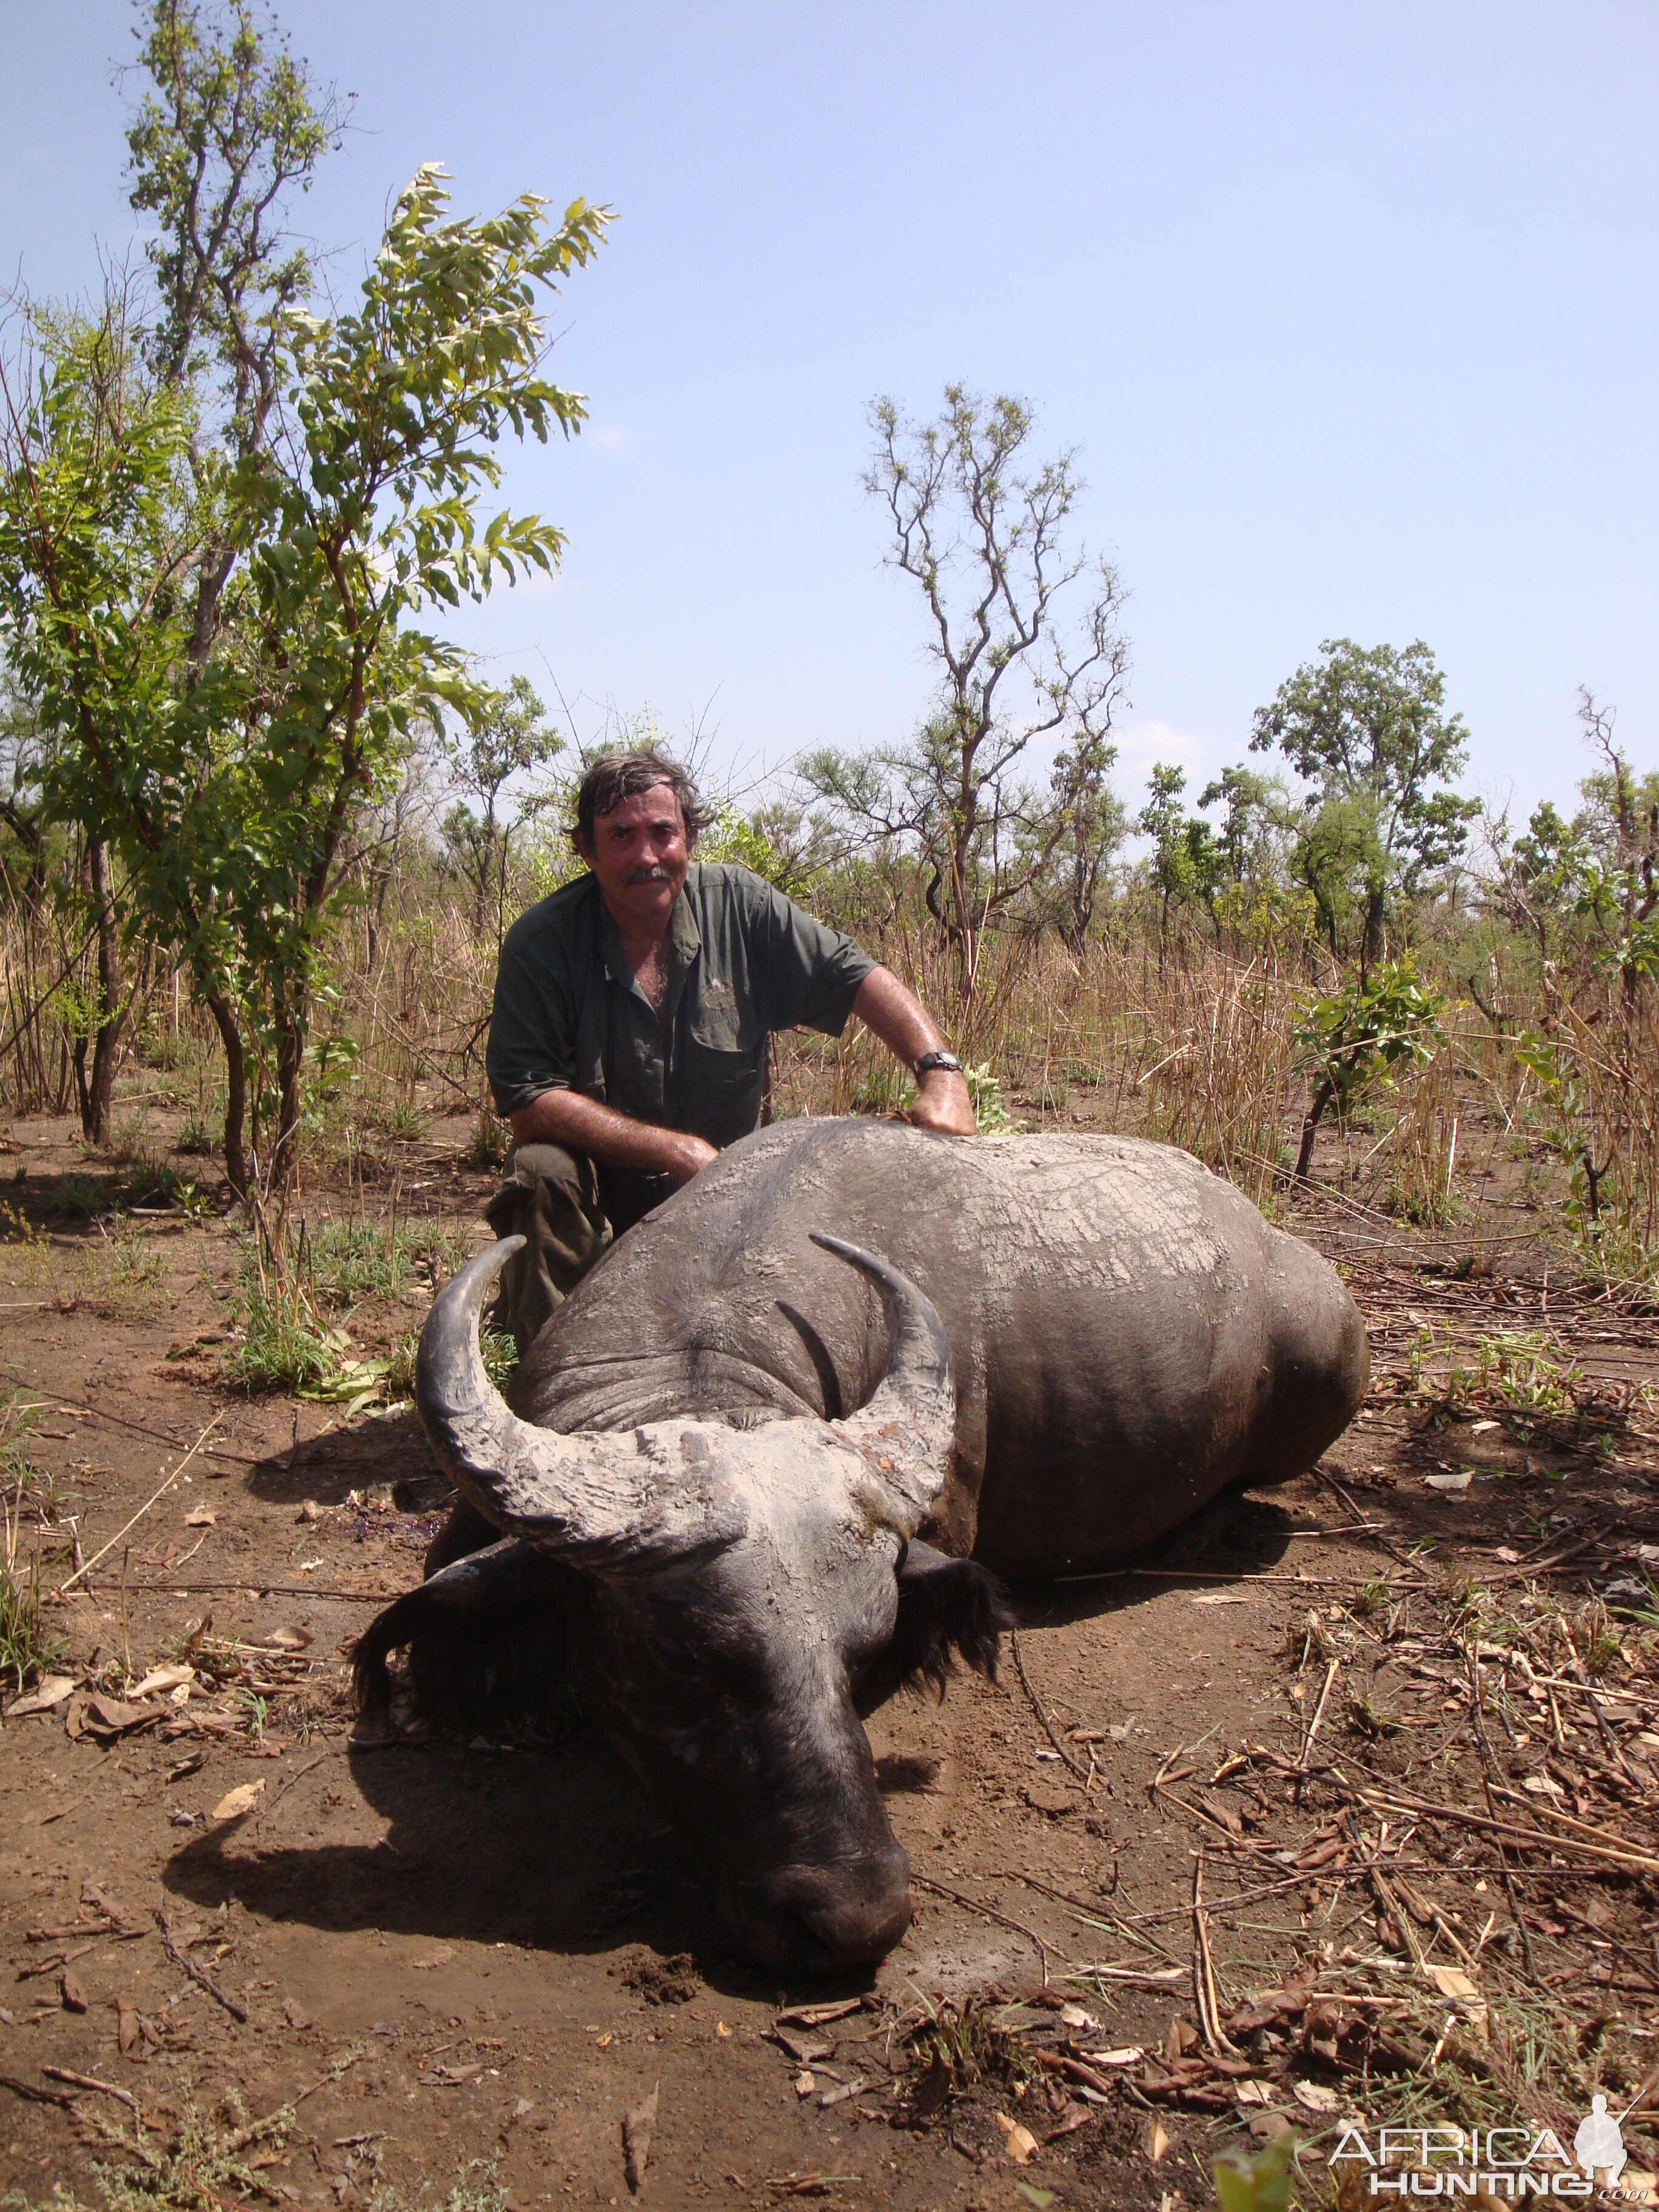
[662,1131,720,1182]
[908,1066,976,1136]
[850,968,978,1139]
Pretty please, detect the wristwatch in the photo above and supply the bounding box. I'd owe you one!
[914,1050,964,1080]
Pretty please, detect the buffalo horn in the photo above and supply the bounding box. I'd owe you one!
[809,1232,956,1526]
[415,1238,737,1565]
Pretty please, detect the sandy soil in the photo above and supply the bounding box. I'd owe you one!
[2,1101,1658,2211]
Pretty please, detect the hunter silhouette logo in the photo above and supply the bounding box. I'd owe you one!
[1575,2099,1627,2187]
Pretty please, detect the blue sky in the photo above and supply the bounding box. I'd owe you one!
[3,2,1654,832]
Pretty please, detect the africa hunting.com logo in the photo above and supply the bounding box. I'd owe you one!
[1330,2103,1655,2202]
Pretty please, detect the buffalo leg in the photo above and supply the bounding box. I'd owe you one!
[424,1496,501,1576]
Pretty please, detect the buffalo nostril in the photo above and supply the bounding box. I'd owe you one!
[797,1883,914,1968]
[720,1851,914,1973]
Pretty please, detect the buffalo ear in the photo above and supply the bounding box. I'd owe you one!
[859,1541,1012,1710]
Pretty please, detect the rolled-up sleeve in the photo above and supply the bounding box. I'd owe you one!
[749,877,876,1035]
[486,924,577,1116]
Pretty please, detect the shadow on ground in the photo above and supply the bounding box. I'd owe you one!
[245,1406,452,1511]
[1010,1478,1299,1629]
[159,1728,821,2001]
[159,1484,1299,2003]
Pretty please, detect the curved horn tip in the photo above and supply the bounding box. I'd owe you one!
[443,1233,525,1307]
[416,1234,525,1395]
[809,1228,953,1380]
[809,1230,896,1281]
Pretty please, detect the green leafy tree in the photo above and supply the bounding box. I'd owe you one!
[1,0,343,1149]
[1292,957,1444,1179]
[1568,689,1658,995]
[199,163,602,1184]
[1249,638,1477,963]
[1493,693,1657,980]
[800,387,1129,1004]
[1287,791,1379,957]
[441,675,565,937]
[0,297,193,1142]
[127,0,349,649]
[1196,763,1285,889]
[1494,796,1586,964]
[0,1,608,1195]
[1044,726,1127,953]
[1137,762,1219,950]
[0,685,54,913]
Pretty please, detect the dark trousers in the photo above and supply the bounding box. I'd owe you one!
[483,1144,675,1356]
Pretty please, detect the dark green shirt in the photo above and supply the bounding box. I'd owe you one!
[486,863,876,1151]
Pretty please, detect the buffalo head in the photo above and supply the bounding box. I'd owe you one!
[403,1230,973,1974]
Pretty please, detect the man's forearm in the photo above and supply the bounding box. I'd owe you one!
[851,966,950,1067]
[506,1089,717,1182]
[851,967,976,1136]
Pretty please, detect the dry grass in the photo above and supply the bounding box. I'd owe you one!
[4,849,1656,1304]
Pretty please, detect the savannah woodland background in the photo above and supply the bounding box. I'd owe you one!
[2,7,1658,2211]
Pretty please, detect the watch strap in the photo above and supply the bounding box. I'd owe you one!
[914,1050,964,1080]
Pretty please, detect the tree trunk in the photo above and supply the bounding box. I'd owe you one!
[1295,1078,1335,1181]
[272,1013,305,1193]
[474,835,491,937]
[204,985,250,1198]
[79,837,123,1145]
[1362,883,1386,970]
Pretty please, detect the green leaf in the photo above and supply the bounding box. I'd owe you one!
[1213,2135,1296,2212]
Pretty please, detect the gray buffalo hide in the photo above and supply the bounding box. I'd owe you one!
[511,1119,1370,1575]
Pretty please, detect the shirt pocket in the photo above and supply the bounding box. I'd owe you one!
[683,996,765,1142]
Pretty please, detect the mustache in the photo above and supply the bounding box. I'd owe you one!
[625,865,675,885]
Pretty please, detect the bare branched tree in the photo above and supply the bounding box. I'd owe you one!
[800,387,1129,1004]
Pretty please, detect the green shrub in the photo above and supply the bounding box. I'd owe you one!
[221,1287,346,1394]
[1292,957,1444,1178]
[466,1109,511,1170]
[0,1555,60,1697]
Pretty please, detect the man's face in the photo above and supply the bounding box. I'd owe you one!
[577,782,692,938]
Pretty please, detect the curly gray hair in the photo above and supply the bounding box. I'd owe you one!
[571,751,711,850]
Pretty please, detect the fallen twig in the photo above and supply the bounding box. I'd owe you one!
[224,2045,361,2153]
[59,1411,225,1595]
[1054,1565,1432,1590]
[1355,1786,1659,1877]
[1153,1721,1222,1794]
[1191,1851,1238,2057]
[1294,1657,1342,1805]
[156,1905,247,2023]
[1465,1647,1543,1980]
[253,1749,329,1829]
[0,2070,76,2109]
[1010,1629,1093,1789]
[1487,1783,1659,1865]
[40,2065,155,2124]
[119,1581,394,1601]
[911,1874,1064,1986]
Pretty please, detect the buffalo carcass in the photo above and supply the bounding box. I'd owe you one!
[354,1119,1369,1973]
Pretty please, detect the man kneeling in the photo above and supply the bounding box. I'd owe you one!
[483,749,976,1352]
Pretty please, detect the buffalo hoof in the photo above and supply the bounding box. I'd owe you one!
[718,1846,914,1975]
[348,1703,435,1751]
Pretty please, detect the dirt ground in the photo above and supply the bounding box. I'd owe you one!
[3,1092,1658,2212]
